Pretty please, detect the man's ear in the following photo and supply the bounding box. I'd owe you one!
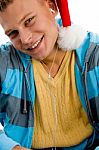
[46,0,58,15]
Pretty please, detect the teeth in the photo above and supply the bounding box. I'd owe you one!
[32,39,41,49]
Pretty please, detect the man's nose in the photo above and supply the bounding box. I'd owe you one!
[19,29,33,45]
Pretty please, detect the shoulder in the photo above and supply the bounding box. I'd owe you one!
[0,42,18,66]
[89,32,99,44]
[75,31,99,68]
[0,42,17,58]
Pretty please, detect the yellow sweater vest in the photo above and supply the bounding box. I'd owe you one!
[32,51,93,148]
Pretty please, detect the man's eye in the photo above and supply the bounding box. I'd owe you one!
[25,17,35,26]
[7,30,18,39]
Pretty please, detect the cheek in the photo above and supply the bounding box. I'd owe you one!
[47,22,58,46]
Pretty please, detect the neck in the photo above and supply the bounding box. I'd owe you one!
[42,47,57,62]
[41,48,66,78]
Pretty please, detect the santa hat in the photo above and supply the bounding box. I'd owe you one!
[55,0,87,50]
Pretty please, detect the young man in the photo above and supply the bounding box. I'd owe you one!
[0,0,99,150]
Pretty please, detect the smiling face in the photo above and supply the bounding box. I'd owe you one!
[0,0,58,60]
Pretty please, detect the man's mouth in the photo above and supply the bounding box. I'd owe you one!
[27,36,44,51]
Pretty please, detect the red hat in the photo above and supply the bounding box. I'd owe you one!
[56,0,71,27]
[55,0,87,50]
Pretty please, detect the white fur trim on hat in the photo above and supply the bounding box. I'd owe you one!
[57,24,87,50]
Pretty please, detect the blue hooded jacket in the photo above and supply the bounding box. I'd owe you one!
[0,32,99,150]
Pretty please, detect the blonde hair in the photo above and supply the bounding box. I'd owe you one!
[0,0,56,12]
[0,0,13,11]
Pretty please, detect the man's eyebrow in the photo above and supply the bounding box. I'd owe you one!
[18,12,33,24]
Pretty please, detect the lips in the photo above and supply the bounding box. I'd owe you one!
[27,35,44,51]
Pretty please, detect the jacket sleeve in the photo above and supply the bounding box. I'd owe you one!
[0,131,20,150]
[0,44,20,150]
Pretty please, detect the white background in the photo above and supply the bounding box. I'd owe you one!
[68,0,99,33]
[0,0,99,129]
